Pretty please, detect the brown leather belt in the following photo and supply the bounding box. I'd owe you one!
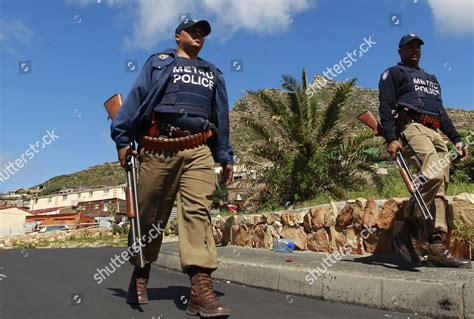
[139,129,213,153]
[407,112,441,130]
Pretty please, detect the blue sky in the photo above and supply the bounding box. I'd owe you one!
[0,0,473,192]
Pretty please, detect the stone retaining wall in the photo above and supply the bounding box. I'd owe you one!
[211,194,474,260]
[0,227,115,248]
[0,225,179,249]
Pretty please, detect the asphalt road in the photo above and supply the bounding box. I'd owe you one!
[0,247,426,319]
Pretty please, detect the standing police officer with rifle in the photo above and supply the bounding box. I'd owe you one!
[110,19,233,317]
[378,34,470,269]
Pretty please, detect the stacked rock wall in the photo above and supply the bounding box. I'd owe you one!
[0,227,114,248]
[211,194,474,260]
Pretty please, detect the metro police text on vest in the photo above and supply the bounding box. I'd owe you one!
[172,66,215,91]
[413,78,440,96]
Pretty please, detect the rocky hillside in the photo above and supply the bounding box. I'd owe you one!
[36,162,125,195]
[33,75,473,194]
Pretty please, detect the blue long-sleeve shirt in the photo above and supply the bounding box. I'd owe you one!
[110,48,234,164]
[378,63,461,144]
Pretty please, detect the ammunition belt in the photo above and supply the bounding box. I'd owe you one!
[139,129,213,153]
[407,112,441,130]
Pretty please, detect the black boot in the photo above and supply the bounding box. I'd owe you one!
[393,221,422,268]
[126,263,151,304]
[424,233,471,269]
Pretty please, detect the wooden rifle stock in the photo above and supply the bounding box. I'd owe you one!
[357,111,382,136]
[102,93,145,267]
[103,93,123,120]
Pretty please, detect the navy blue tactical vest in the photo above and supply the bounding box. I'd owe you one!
[395,64,443,117]
[154,56,215,120]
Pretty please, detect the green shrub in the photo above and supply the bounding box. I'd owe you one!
[112,225,122,235]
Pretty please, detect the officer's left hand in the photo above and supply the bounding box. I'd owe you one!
[455,142,469,161]
[220,164,234,186]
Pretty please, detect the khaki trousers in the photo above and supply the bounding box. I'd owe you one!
[128,143,218,273]
[401,122,449,235]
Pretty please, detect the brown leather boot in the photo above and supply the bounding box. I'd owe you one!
[186,267,230,317]
[126,263,151,304]
[424,234,471,269]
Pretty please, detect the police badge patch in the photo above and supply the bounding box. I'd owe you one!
[158,54,169,60]
[382,70,389,81]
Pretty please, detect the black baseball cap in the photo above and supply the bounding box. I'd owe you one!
[399,33,424,47]
[175,19,211,36]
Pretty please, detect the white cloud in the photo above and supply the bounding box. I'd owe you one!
[124,0,195,51]
[201,0,313,40]
[0,20,34,46]
[68,0,315,51]
[427,0,474,36]
[0,19,33,58]
[132,0,315,50]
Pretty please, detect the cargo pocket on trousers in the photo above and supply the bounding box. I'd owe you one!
[401,123,421,144]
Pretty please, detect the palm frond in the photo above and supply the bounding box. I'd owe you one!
[316,79,356,140]
[241,114,281,144]
[306,96,319,131]
[281,74,307,123]
[281,74,301,93]
[339,130,377,156]
[254,144,286,162]
[282,73,317,149]
[246,89,290,119]
[321,127,350,150]
[301,69,309,92]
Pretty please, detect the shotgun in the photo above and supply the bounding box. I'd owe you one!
[103,93,145,268]
[357,111,433,220]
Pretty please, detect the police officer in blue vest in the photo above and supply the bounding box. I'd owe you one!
[378,34,470,268]
[111,19,233,316]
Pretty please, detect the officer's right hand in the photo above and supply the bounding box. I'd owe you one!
[220,163,234,186]
[118,146,138,167]
[455,142,469,161]
[386,140,404,159]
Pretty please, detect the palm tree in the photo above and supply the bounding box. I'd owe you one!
[240,69,381,205]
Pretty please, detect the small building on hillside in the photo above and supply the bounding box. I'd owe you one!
[75,198,127,220]
[29,185,127,211]
[0,207,33,237]
[25,212,96,230]
[0,193,31,209]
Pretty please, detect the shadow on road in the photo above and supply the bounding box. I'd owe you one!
[106,285,226,313]
[346,254,422,272]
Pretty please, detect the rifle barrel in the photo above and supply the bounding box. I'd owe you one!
[396,152,433,220]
